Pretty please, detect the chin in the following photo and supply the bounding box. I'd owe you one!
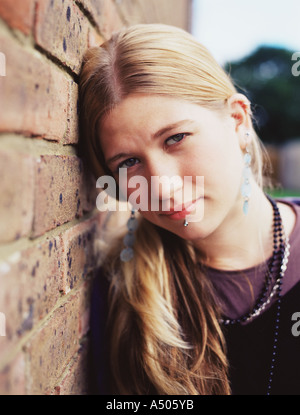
[164,221,211,242]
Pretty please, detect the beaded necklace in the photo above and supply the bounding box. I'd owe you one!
[220,195,290,395]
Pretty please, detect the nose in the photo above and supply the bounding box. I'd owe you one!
[145,156,184,209]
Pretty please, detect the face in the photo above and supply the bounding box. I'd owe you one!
[99,93,248,243]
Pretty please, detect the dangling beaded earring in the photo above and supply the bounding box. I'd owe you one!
[241,131,252,215]
[120,209,138,262]
[183,217,188,227]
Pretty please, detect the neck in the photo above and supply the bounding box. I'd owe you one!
[195,184,274,271]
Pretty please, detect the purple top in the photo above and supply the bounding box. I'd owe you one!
[204,200,300,321]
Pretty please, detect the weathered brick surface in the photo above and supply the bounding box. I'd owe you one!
[88,26,105,48]
[25,290,81,395]
[33,155,84,237]
[0,235,62,358]
[0,149,34,243]
[0,353,26,395]
[0,148,98,244]
[76,0,102,26]
[60,216,102,294]
[35,0,89,75]
[115,0,191,29]
[0,35,70,141]
[0,0,35,35]
[77,0,125,38]
[65,80,79,145]
[54,339,89,395]
[81,166,101,213]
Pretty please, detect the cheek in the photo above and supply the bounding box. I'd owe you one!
[138,211,166,232]
[125,183,151,212]
[198,139,243,190]
[138,210,155,222]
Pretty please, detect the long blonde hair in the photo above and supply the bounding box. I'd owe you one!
[79,24,266,394]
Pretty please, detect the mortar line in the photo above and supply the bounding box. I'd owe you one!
[0,134,79,156]
[0,208,101,261]
[0,275,93,372]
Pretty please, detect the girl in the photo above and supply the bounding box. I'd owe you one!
[79,24,300,395]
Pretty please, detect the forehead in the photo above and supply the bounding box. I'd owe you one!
[99,93,213,146]
[101,94,195,130]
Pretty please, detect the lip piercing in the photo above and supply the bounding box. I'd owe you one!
[184,217,188,227]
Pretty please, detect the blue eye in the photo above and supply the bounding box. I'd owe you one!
[118,157,139,169]
[166,133,186,146]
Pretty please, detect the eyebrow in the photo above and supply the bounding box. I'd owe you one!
[152,119,194,139]
[105,119,195,167]
[106,152,133,167]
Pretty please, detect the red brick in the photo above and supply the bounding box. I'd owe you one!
[0,235,62,358]
[81,167,101,214]
[60,215,103,294]
[0,0,35,35]
[54,339,89,395]
[32,155,83,237]
[77,0,103,29]
[116,0,192,29]
[78,279,93,339]
[78,0,124,38]
[0,353,26,395]
[97,0,125,38]
[24,291,81,394]
[35,0,89,75]
[88,26,105,48]
[0,34,69,141]
[0,149,34,243]
[64,80,79,145]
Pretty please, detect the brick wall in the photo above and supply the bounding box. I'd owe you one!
[0,0,192,395]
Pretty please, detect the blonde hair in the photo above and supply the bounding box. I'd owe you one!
[79,24,267,394]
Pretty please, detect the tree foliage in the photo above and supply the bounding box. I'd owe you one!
[225,46,300,145]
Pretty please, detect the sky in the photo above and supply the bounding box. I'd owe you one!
[191,0,300,65]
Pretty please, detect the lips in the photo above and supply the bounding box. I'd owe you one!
[160,198,201,220]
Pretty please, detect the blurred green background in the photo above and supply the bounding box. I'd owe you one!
[225,46,300,198]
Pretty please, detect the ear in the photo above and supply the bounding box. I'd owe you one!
[227,93,252,150]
